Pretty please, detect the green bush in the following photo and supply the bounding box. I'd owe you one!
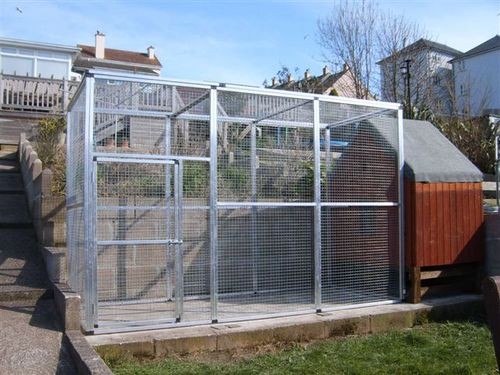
[34,117,66,196]
[35,117,66,167]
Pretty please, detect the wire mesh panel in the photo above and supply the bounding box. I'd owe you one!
[67,71,403,333]
[320,103,401,308]
[66,81,88,328]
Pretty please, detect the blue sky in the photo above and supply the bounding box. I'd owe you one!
[1,0,499,86]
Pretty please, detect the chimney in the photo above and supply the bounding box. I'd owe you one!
[271,76,277,86]
[287,73,293,83]
[304,69,311,80]
[95,31,105,59]
[147,46,155,60]
[322,65,330,75]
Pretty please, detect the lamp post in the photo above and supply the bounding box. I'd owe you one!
[400,59,412,118]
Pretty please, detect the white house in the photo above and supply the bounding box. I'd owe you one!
[451,35,500,117]
[377,39,462,115]
[0,37,80,80]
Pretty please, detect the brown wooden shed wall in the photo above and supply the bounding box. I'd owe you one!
[404,180,484,268]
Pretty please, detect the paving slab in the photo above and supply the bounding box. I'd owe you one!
[0,299,76,374]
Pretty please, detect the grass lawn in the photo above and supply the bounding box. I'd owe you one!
[102,321,497,375]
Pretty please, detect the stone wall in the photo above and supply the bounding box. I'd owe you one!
[18,133,66,283]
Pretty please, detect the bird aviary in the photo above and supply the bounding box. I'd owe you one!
[67,70,404,333]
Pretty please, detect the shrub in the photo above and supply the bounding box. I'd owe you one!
[35,117,66,168]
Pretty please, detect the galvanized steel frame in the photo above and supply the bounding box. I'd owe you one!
[68,70,405,333]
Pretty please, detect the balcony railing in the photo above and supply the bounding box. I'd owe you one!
[0,74,80,114]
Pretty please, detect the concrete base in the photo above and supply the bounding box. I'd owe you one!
[89,294,483,357]
[53,282,81,331]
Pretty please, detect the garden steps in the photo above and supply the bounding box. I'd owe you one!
[0,146,77,373]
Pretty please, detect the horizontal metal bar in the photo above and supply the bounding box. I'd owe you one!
[92,152,210,162]
[97,205,208,211]
[97,239,179,246]
[91,70,215,90]
[320,202,399,207]
[93,107,171,117]
[326,109,394,129]
[95,156,176,165]
[320,299,400,312]
[217,201,315,208]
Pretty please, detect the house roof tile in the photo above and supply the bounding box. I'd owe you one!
[76,44,162,67]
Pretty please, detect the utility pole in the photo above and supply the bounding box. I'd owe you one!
[400,59,412,118]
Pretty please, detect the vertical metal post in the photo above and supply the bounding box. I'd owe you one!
[66,111,73,288]
[313,98,322,311]
[175,161,184,321]
[397,108,405,300]
[251,123,258,293]
[324,127,331,194]
[209,87,218,323]
[165,117,173,300]
[83,75,97,330]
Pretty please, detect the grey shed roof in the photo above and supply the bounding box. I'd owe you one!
[402,120,482,182]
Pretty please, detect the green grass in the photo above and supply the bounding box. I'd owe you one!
[102,321,497,375]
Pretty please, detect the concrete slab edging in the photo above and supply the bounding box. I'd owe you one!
[88,294,483,358]
[65,330,112,375]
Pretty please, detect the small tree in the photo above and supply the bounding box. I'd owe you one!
[317,0,377,99]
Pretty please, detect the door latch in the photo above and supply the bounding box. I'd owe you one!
[167,239,183,245]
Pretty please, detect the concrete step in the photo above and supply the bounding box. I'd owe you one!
[0,144,19,152]
[0,150,17,160]
[0,160,19,173]
[0,229,51,303]
[0,194,31,225]
[0,173,24,194]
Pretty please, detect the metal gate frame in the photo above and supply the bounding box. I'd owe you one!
[67,70,404,334]
[92,157,184,331]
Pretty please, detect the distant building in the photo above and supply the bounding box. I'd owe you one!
[377,39,462,115]
[0,37,80,80]
[73,32,162,76]
[267,65,368,99]
[451,35,500,116]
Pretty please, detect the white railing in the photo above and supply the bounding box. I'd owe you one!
[0,74,79,113]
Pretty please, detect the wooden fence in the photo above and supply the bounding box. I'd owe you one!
[0,74,79,113]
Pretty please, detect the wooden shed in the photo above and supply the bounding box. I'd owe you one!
[402,120,484,302]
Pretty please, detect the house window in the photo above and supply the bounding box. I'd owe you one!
[460,84,467,96]
[0,46,70,79]
[433,75,441,85]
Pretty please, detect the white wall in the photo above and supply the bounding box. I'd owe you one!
[379,48,456,114]
[453,49,500,116]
